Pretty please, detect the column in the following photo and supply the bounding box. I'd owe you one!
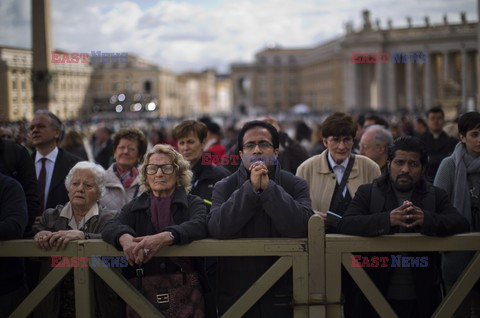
[443,51,450,82]
[343,57,357,112]
[32,0,54,112]
[423,52,432,110]
[386,58,397,112]
[406,60,416,112]
[462,49,467,112]
[376,60,386,111]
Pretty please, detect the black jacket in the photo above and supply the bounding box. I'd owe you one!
[0,173,28,295]
[190,160,230,212]
[32,148,82,211]
[0,139,40,236]
[208,164,313,317]
[102,189,207,277]
[337,181,470,317]
[420,131,458,181]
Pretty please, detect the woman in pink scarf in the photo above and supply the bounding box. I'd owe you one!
[100,128,148,213]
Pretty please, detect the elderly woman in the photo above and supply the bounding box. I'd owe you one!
[296,112,380,318]
[33,161,122,318]
[102,144,207,318]
[100,128,148,213]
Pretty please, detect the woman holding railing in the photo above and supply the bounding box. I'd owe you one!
[102,144,207,318]
[33,161,122,318]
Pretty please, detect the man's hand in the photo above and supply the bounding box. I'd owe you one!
[390,200,424,228]
[250,161,268,191]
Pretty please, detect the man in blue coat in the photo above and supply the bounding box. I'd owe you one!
[208,120,313,318]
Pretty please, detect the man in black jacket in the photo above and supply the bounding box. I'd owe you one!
[30,110,82,216]
[0,139,40,237]
[208,120,313,318]
[337,136,469,318]
[0,172,29,317]
[420,106,458,181]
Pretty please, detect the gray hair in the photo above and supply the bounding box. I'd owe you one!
[364,124,393,148]
[139,144,193,193]
[65,161,107,197]
[34,109,64,141]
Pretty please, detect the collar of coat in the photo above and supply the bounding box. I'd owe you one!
[127,187,189,213]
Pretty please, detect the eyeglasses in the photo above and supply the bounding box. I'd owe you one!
[145,164,176,175]
[327,136,354,146]
[242,141,274,151]
[117,145,138,153]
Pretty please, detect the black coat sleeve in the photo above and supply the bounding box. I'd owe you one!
[259,176,313,237]
[101,202,138,250]
[208,178,261,239]
[337,184,392,236]
[0,175,28,240]
[164,195,207,245]
[420,187,470,236]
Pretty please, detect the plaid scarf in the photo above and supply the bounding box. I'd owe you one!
[113,164,138,189]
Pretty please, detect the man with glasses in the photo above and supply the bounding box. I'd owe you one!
[208,120,313,318]
[337,136,469,318]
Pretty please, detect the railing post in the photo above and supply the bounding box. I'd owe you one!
[308,214,325,318]
[74,241,94,317]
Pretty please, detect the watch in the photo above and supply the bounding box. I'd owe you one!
[167,231,176,244]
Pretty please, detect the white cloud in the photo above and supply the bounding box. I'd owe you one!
[0,0,475,72]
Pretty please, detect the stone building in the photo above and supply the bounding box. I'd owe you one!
[231,11,478,117]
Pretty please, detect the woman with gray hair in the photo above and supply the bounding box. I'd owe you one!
[102,144,207,318]
[33,161,121,318]
[34,161,112,248]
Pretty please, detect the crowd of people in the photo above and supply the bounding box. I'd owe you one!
[0,106,479,318]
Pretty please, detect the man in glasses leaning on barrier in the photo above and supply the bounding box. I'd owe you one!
[208,120,313,318]
[337,136,470,318]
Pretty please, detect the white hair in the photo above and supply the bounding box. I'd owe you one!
[65,161,107,197]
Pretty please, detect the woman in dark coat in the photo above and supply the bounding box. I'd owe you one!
[102,144,207,318]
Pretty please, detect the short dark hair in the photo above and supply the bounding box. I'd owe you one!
[322,112,356,138]
[426,106,444,118]
[458,112,480,137]
[174,120,208,143]
[388,136,428,167]
[113,128,148,162]
[34,109,64,141]
[238,120,279,151]
[365,114,389,129]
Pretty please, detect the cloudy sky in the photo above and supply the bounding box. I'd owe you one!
[0,0,476,73]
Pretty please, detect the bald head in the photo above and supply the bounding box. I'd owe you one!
[360,125,393,168]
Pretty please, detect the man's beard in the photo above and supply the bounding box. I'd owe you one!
[391,174,415,192]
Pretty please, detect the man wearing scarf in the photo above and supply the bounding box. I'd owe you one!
[435,111,480,317]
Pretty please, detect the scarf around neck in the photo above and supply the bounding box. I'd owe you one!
[452,142,480,224]
[114,164,138,189]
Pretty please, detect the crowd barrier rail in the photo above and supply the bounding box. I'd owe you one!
[0,215,478,318]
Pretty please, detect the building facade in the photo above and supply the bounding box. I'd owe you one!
[0,48,232,121]
[231,11,478,117]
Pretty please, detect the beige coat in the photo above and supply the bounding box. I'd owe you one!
[99,164,141,214]
[296,151,381,212]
